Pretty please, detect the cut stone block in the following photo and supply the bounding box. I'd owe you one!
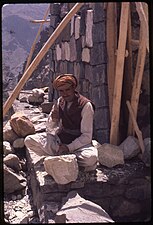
[98,143,124,168]
[44,154,79,184]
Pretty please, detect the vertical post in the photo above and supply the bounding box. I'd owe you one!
[120,5,133,140]
[128,2,147,135]
[110,2,129,145]
[106,2,117,119]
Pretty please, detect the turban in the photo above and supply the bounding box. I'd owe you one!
[53,74,78,90]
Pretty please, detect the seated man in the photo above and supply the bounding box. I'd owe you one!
[24,74,98,171]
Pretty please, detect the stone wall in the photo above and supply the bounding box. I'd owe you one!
[21,2,150,144]
[48,3,110,144]
[26,150,151,223]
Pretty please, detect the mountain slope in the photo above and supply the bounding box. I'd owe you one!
[2,3,50,90]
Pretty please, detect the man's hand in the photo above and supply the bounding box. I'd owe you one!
[51,110,59,121]
[51,103,59,121]
[58,144,69,155]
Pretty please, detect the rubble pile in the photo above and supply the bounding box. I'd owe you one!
[2,89,151,223]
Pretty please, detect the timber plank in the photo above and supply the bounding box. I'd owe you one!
[110,2,129,145]
[128,2,147,135]
[106,2,117,119]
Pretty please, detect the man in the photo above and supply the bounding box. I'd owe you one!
[24,74,98,171]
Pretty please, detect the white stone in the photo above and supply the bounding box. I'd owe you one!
[61,42,66,60]
[85,10,93,47]
[82,48,90,62]
[70,36,77,62]
[92,140,102,149]
[98,143,124,168]
[56,44,61,61]
[82,35,86,48]
[64,42,70,61]
[75,16,81,40]
[44,154,79,184]
[32,88,44,97]
[71,16,75,36]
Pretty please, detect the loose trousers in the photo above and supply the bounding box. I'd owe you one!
[24,132,98,171]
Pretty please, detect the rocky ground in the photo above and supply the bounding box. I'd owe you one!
[2,89,151,223]
[2,90,48,224]
[3,152,41,224]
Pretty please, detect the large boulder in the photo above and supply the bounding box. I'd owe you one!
[4,164,27,194]
[44,154,79,184]
[119,136,141,159]
[10,112,35,137]
[3,121,19,144]
[141,137,151,167]
[98,143,124,168]
[4,153,21,172]
[55,191,114,223]
[28,88,45,105]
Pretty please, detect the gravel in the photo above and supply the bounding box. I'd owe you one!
[3,154,41,224]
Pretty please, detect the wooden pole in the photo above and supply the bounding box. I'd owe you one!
[136,2,149,52]
[126,100,145,154]
[24,6,50,71]
[106,2,117,119]
[3,3,84,117]
[127,3,147,135]
[30,19,50,23]
[110,2,129,145]
[119,5,133,142]
[126,5,133,100]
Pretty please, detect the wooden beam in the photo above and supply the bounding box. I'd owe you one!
[110,2,129,145]
[126,100,145,154]
[25,6,50,72]
[106,2,117,119]
[3,3,84,117]
[119,5,133,142]
[136,2,149,52]
[126,5,133,100]
[30,19,50,23]
[127,4,147,135]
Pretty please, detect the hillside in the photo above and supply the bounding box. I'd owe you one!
[2,3,50,91]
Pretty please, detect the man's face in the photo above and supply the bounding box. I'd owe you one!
[57,83,76,102]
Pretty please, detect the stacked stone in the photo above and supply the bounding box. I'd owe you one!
[49,3,109,144]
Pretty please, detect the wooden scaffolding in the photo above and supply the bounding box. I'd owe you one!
[3,2,149,150]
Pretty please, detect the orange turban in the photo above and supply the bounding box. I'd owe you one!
[53,74,78,89]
